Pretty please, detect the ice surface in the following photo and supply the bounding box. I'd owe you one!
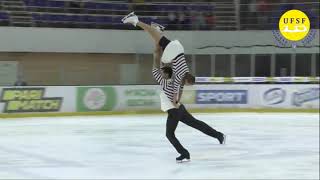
[0,113,319,179]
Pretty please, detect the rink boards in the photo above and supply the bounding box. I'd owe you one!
[0,84,319,114]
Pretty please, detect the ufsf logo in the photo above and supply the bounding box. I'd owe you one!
[279,10,310,41]
[263,88,286,105]
[273,9,316,48]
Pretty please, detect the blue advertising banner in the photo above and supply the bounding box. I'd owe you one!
[196,90,248,104]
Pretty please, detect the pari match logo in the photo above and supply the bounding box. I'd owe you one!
[273,9,316,48]
[0,88,63,113]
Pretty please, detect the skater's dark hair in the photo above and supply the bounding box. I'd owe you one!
[159,36,171,51]
[184,72,195,85]
[161,66,173,78]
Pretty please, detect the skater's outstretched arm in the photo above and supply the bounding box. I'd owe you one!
[153,44,161,69]
[152,45,164,85]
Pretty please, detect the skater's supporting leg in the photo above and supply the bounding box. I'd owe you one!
[179,104,223,140]
[166,109,189,155]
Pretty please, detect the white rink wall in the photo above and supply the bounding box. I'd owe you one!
[0,27,319,54]
[0,84,319,114]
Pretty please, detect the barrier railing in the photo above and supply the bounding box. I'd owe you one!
[196,77,320,83]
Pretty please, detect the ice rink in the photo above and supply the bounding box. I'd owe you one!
[0,113,319,179]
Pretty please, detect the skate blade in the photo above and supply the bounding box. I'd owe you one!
[121,12,135,22]
[176,159,190,163]
[151,22,165,31]
[223,135,226,144]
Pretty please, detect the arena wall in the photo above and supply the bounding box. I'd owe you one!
[0,52,155,85]
[0,27,319,54]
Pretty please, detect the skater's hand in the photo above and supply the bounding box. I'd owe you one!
[174,102,180,108]
[172,93,180,108]
[172,101,179,108]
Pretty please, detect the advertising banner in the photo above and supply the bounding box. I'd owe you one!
[0,86,75,113]
[196,90,248,104]
[124,88,158,107]
[76,87,117,112]
[0,84,318,114]
[259,85,319,109]
[116,86,160,110]
[181,85,251,108]
[76,86,160,112]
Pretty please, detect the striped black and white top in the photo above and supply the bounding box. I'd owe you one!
[152,68,183,103]
[172,53,189,93]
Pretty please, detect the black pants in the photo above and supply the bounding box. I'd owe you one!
[159,36,171,51]
[166,104,222,155]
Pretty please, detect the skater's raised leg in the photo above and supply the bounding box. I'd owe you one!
[122,12,163,44]
[122,12,171,52]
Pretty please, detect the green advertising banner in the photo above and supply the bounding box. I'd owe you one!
[77,87,117,112]
[124,88,160,108]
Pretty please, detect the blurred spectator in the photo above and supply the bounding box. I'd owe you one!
[132,0,144,3]
[177,11,187,30]
[248,0,257,27]
[69,1,82,14]
[311,7,320,29]
[239,0,249,29]
[204,12,215,30]
[257,0,269,29]
[257,0,268,12]
[167,12,177,30]
[127,0,135,13]
[191,11,206,30]
[130,0,149,16]
[279,0,294,12]
[14,76,27,86]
